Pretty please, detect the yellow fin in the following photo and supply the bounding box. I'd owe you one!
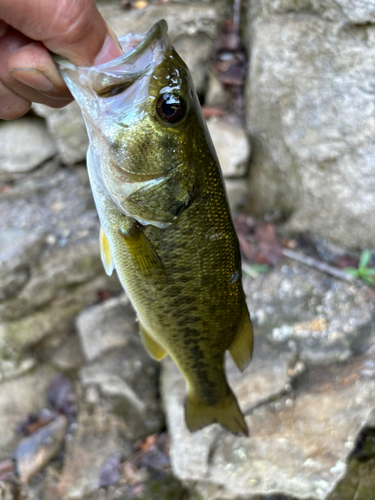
[119,224,166,283]
[139,321,167,361]
[185,389,248,436]
[229,305,253,372]
[100,227,114,276]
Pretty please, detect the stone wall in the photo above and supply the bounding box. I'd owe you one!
[246,0,375,249]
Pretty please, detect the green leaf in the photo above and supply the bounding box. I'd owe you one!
[359,249,372,270]
[364,269,375,276]
[362,275,374,286]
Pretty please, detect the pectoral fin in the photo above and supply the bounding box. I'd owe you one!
[100,227,114,276]
[229,304,253,372]
[139,321,167,361]
[119,223,166,284]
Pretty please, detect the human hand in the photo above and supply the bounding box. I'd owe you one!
[0,0,123,120]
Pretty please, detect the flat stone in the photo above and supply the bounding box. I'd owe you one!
[207,117,250,178]
[76,294,138,362]
[162,260,375,500]
[0,365,58,460]
[0,118,56,181]
[246,7,375,248]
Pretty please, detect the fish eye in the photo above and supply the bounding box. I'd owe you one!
[156,94,185,124]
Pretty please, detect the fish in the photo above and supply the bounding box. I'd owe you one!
[56,20,253,436]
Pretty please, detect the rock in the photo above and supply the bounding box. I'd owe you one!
[162,260,375,500]
[51,335,85,372]
[0,118,56,182]
[32,102,88,166]
[0,164,121,356]
[80,343,163,441]
[0,365,58,460]
[224,178,249,215]
[0,229,46,302]
[15,415,68,483]
[76,294,138,362]
[207,117,250,178]
[205,70,231,109]
[33,2,225,165]
[77,292,163,440]
[0,277,117,356]
[246,4,375,248]
[58,397,132,499]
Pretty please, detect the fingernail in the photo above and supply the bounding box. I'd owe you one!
[95,33,123,65]
[9,68,54,92]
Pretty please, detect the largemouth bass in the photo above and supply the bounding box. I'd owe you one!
[57,20,253,435]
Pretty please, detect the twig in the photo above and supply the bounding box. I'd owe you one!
[282,248,356,282]
[243,386,292,416]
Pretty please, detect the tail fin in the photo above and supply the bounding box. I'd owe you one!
[184,389,248,436]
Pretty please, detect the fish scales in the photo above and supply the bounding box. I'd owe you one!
[56,20,253,435]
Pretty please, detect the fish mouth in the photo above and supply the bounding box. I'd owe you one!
[54,20,169,97]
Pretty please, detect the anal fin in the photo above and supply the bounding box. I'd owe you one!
[139,321,167,361]
[100,226,114,276]
[229,303,253,372]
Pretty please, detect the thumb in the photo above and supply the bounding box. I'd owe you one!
[1,0,122,66]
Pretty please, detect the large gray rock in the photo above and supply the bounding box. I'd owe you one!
[34,1,225,165]
[246,3,375,249]
[0,118,56,182]
[162,260,375,500]
[0,162,120,360]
